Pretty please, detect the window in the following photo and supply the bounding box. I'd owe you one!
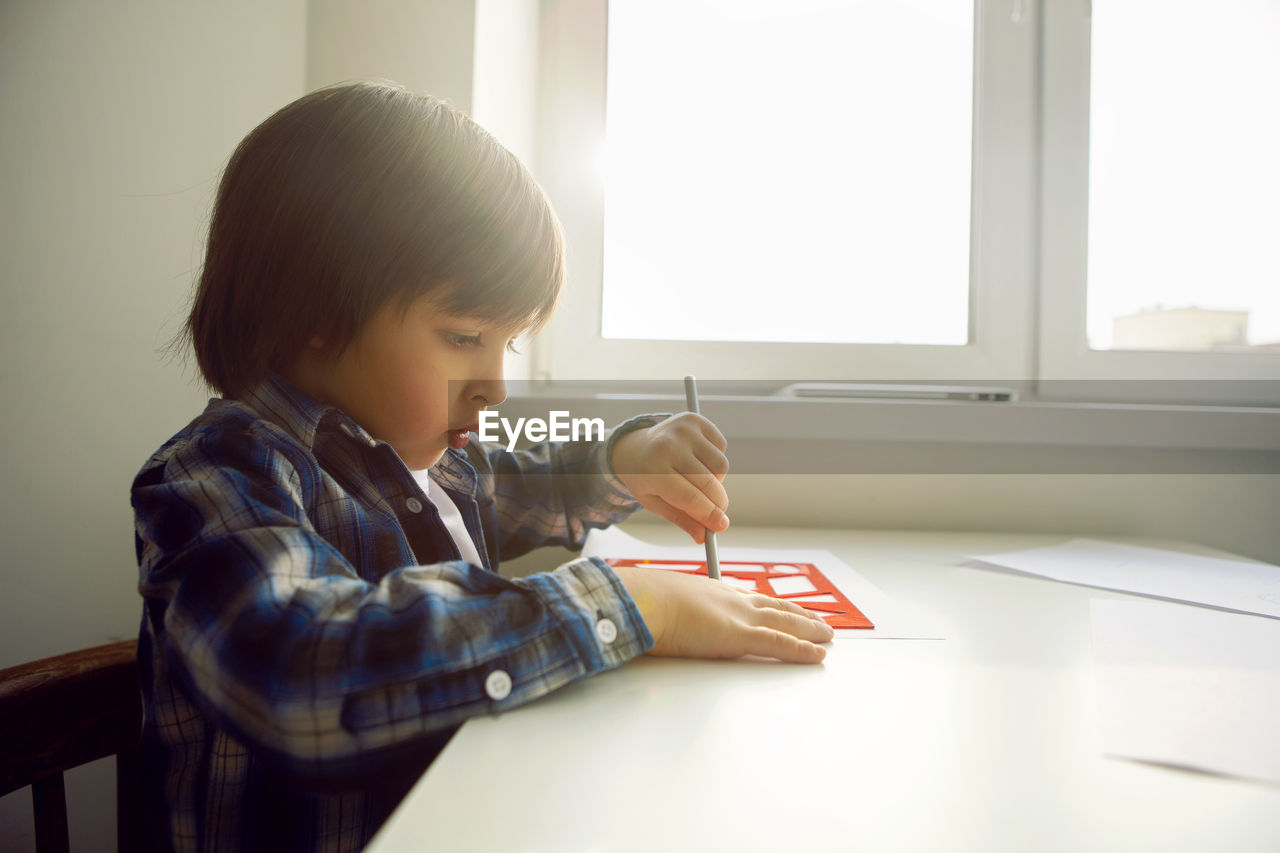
[1087,1,1280,354]
[601,0,972,347]
[1039,0,1280,402]
[534,0,1280,404]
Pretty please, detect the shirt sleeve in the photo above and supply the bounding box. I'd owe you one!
[132,418,654,783]
[468,413,669,561]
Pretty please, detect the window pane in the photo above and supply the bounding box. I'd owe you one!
[601,0,974,345]
[1088,0,1280,352]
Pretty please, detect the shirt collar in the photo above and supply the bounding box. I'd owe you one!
[240,373,371,451]
[432,447,478,495]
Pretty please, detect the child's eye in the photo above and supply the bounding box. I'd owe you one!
[506,338,522,355]
[444,331,483,349]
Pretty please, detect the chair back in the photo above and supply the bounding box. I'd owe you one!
[0,639,152,853]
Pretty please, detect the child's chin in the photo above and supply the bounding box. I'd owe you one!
[403,445,448,470]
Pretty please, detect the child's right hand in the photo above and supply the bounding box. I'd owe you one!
[611,563,834,664]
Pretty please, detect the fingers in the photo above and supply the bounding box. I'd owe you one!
[754,602,835,643]
[638,474,729,534]
[671,462,729,512]
[738,594,834,663]
[666,411,727,450]
[742,627,827,664]
[680,414,729,480]
[638,494,710,543]
[693,414,728,453]
[660,413,729,479]
[755,593,827,623]
[611,414,731,542]
[654,416,729,503]
[689,430,729,481]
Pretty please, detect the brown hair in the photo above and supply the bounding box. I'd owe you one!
[186,80,563,398]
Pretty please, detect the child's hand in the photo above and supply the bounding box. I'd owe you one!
[612,564,833,664]
[610,414,729,544]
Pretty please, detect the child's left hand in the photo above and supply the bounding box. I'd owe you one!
[610,414,729,543]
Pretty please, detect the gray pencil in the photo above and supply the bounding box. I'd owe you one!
[683,375,721,580]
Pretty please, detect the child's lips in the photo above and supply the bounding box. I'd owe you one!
[447,423,478,449]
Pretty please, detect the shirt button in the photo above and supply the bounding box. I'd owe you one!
[484,669,512,701]
[595,617,618,645]
[405,497,424,514]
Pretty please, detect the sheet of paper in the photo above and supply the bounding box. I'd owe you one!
[968,538,1280,619]
[583,527,942,639]
[1090,598,1280,785]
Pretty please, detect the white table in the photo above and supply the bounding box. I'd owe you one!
[367,526,1280,852]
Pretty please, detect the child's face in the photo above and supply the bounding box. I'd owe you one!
[289,294,522,470]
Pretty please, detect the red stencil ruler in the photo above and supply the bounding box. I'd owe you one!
[605,558,874,629]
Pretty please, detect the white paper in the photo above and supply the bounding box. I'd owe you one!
[1090,598,1280,785]
[969,538,1280,619]
[583,526,942,639]
[769,575,819,596]
[718,562,766,573]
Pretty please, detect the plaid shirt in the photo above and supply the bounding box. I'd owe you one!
[133,375,657,852]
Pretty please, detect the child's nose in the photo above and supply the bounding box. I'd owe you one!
[465,345,509,408]
[469,376,507,408]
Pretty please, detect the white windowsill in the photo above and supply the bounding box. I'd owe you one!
[496,386,1280,474]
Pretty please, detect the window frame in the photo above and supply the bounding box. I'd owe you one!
[533,0,1037,383]
[528,0,1280,407]
[1037,0,1280,405]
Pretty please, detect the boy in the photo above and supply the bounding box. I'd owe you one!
[133,81,831,852]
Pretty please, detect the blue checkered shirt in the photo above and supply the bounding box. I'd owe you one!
[132,375,657,852]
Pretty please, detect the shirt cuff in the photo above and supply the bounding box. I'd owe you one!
[599,413,670,501]
[519,554,655,673]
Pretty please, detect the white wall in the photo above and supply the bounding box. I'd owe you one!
[306,0,476,105]
[0,0,308,668]
[0,2,306,849]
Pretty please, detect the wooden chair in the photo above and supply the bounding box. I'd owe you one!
[0,639,153,853]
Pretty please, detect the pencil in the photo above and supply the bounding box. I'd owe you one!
[683,375,721,580]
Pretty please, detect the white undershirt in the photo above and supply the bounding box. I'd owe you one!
[410,467,485,567]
